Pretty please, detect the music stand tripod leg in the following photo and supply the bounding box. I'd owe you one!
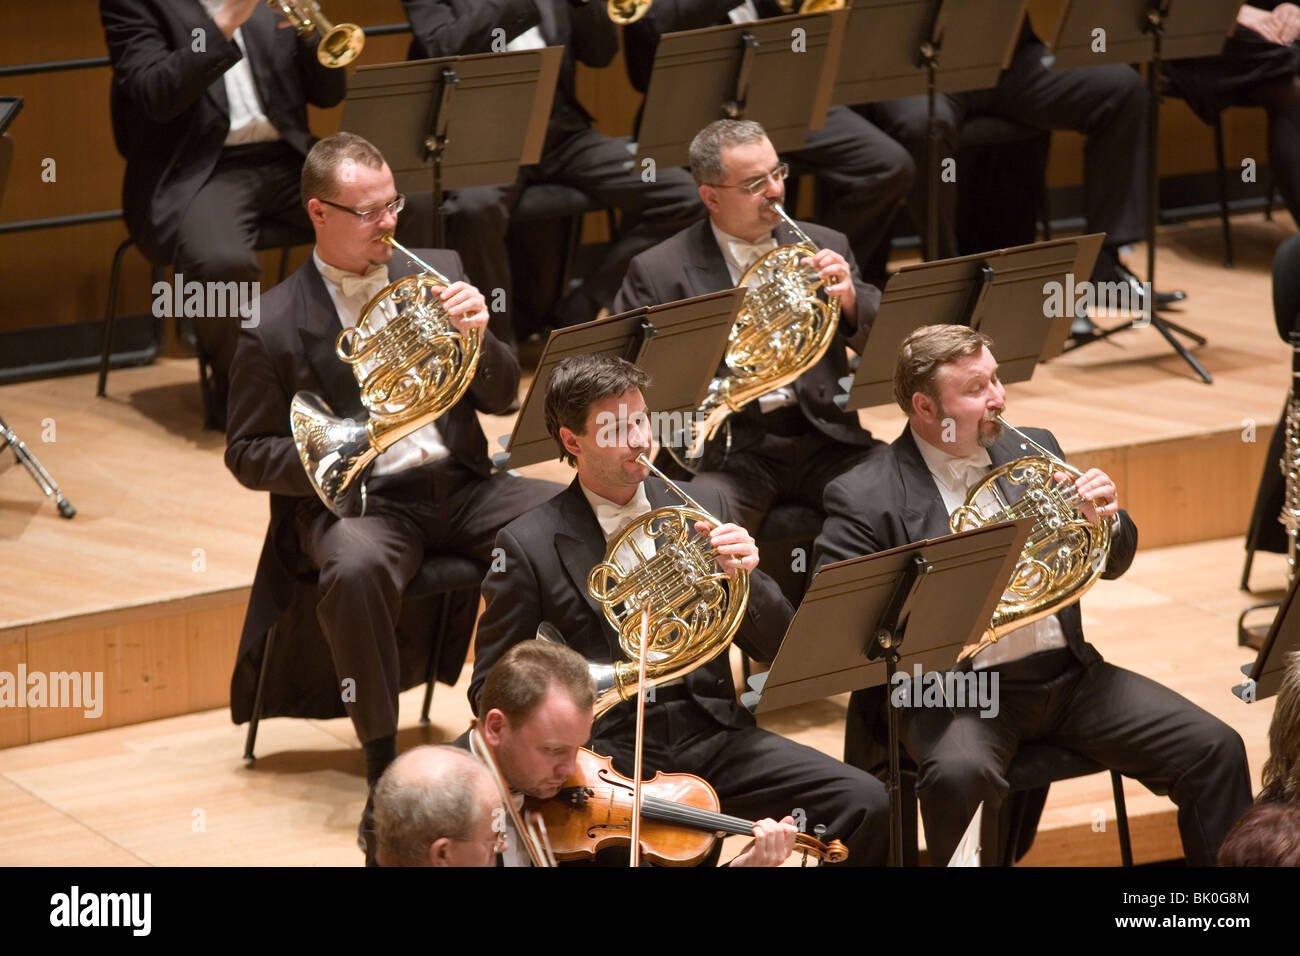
[0,414,76,518]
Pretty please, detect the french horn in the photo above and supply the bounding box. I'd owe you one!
[679,203,841,462]
[950,417,1112,662]
[583,455,750,717]
[290,236,481,517]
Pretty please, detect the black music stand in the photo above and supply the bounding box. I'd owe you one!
[0,96,74,518]
[340,48,561,247]
[1049,0,1242,384]
[635,11,849,169]
[837,234,1104,412]
[1233,571,1300,703]
[832,0,1028,260]
[744,518,1035,866]
[494,288,745,471]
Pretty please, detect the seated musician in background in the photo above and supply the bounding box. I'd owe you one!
[224,132,560,864]
[101,0,346,426]
[456,640,798,867]
[855,10,1183,336]
[374,746,506,867]
[613,119,882,534]
[399,0,704,343]
[471,353,890,866]
[812,324,1253,866]
[622,1,913,283]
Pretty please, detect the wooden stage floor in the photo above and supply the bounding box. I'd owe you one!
[0,212,1294,865]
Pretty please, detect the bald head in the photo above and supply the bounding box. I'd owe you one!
[373,746,502,867]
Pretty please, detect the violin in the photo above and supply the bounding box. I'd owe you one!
[525,747,849,866]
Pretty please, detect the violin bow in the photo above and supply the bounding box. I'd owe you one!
[629,601,651,868]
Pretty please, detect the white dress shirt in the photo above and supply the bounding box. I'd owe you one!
[312,249,451,475]
[200,0,281,146]
[709,221,797,413]
[579,479,657,569]
[910,426,1069,668]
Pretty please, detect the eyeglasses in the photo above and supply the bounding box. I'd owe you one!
[318,193,405,224]
[707,162,789,197]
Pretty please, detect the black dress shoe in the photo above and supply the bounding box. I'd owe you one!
[1114,262,1186,309]
[1068,308,1100,346]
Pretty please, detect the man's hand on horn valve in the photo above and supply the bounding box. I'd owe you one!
[438,281,489,335]
[802,248,856,317]
[1055,467,1119,525]
[697,521,760,577]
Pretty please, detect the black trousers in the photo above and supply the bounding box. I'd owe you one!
[860,36,1147,260]
[297,460,562,744]
[896,655,1254,866]
[429,127,705,345]
[592,695,890,867]
[688,428,880,535]
[173,141,310,409]
[784,105,913,282]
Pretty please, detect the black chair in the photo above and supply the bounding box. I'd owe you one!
[242,552,487,761]
[506,183,619,340]
[845,690,1133,866]
[1239,235,1300,643]
[955,114,1053,255]
[96,220,311,429]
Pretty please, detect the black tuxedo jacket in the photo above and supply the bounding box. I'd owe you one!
[101,0,345,264]
[471,476,793,737]
[613,217,881,460]
[224,249,519,718]
[401,0,616,153]
[813,425,1139,665]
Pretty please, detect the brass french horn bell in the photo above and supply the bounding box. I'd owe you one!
[267,0,365,68]
[290,236,482,517]
[950,416,1112,662]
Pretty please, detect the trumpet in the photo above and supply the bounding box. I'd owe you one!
[581,0,654,26]
[267,0,364,68]
[775,0,846,11]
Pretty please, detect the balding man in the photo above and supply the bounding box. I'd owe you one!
[373,745,506,867]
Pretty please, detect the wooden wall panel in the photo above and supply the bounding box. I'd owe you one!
[0,626,29,749]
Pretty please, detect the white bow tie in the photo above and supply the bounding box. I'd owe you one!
[727,235,778,272]
[592,492,651,540]
[946,454,992,493]
[318,261,390,302]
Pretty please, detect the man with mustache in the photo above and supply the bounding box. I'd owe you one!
[224,132,560,863]
[812,323,1253,866]
[612,119,882,534]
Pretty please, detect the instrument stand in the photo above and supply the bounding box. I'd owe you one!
[636,10,849,169]
[864,553,930,866]
[1233,567,1300,703]
[744,518,1035,866]
[0,414,75,518]
[838,233,1104,412]
[339,48,562,246]
[493,288,745,470]
[1049,0,1242,383]
[831,0,1026,261]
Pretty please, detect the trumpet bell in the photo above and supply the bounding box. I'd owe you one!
[316,23,365,68]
